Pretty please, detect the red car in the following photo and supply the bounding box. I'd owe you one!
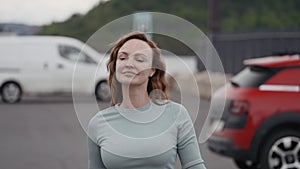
[208,54,300,169]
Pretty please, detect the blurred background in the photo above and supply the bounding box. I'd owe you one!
[0,0,299,169]
[2,0,300,73]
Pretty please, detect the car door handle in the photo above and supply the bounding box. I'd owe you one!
[57,63,64,69]
[43,63,49,70]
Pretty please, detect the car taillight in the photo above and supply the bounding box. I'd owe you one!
[230,100,249,115]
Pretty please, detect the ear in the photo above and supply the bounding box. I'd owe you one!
[150,68,156,77]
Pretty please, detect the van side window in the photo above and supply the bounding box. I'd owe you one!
[58,45,96,64]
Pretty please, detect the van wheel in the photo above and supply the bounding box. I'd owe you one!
[234,159,258,169]
[259,129,300,169]
[1,82,22,103]
[95,81,110,102]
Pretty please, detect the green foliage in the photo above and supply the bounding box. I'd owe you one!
[41,0,208,41]
[40,0,300,54]
[219,0,300,32]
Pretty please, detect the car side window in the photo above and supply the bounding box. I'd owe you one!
[58,45,97,64]
[231,66,275,87]
[264,68,300,86]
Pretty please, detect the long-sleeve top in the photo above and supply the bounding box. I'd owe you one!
[87,100,206,169]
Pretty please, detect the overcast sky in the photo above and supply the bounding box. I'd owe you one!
[0,0,102,26]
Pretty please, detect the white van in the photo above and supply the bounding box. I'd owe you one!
[0,36,110,103]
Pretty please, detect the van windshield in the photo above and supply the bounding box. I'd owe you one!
[230,66,275,87]
[58,45,97,64]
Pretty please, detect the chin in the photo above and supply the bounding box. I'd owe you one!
[119,79,147,86]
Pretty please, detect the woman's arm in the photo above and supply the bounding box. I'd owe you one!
[87,115,107,169]
[87,137,107,169]
[177,106,207,169]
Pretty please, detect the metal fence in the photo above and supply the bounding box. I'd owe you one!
[197,32,300,74]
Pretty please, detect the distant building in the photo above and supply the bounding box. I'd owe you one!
[198,31,300,73]
[0,23,41,36]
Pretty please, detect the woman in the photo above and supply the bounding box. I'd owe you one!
[88,32,206,169]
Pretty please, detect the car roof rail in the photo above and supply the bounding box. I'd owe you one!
[271,51,300,56]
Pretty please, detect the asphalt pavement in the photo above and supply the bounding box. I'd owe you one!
[0,91,237,169]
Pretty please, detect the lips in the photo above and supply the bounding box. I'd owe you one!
[122,71,138,76]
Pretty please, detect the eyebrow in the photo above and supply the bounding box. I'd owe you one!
[118,51,128,55]
[118,51,148,57]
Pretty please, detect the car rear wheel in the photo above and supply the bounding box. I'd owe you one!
[1,82,22,103]
[259,129,300,169]
[95,81,110,102]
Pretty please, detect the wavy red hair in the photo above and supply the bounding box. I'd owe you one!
[107,32,168,106]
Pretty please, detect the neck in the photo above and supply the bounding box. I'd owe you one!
[120,83,150,109]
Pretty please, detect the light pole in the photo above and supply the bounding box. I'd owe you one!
[133,12,153,40]
[207,0,219,72]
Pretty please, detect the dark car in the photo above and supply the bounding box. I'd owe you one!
[207,54,300,169]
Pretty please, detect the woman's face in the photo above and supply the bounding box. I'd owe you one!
[116,39,155,86]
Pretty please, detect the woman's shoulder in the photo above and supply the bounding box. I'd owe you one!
[165,100,187,112]
[88,106,116,125]
[165,100,192,122]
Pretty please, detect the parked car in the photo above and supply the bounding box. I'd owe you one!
[208,53,300,169]
[0,36,110,103]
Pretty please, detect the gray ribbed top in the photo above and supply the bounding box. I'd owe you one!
[87,100,206,169]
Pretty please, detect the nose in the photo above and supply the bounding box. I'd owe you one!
[124,57,135,68]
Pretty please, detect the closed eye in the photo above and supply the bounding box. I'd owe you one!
[119,57,127,60]
[117,53,128,60]
[136,58,145,62]
[135,54,147,62]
